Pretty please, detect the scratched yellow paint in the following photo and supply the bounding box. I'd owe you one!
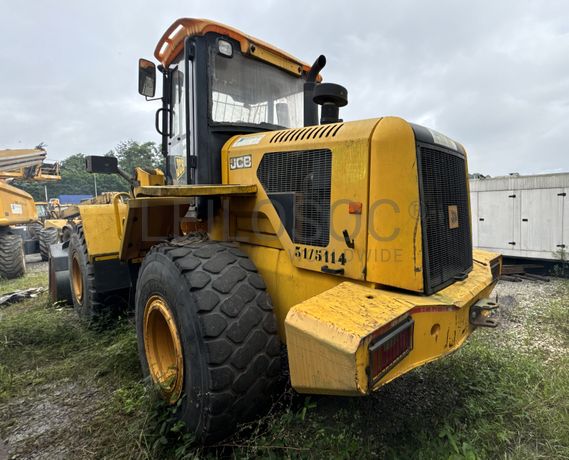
[367,117,424,292]
[222,117,430,291]
[134,184,257,197]
[222,119,379,280]
[285,249,500,395]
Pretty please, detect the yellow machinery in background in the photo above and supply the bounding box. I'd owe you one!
[50,19,501,443]
[0,148,61,278]
[33,199,69,260]
[0,179,36,279]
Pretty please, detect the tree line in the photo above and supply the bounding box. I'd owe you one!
[14,140,164,201]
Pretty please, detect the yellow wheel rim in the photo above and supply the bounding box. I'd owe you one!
[71,255,83,303]
[143,295,184,403]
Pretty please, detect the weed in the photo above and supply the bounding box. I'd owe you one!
[1,270,568,459]
[552,248,569,277]
[543,293,569,341]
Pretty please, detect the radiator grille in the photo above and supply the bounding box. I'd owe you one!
[257,149,332,247]
[419,145,472,292]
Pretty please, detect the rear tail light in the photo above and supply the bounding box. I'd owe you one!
[368,316,414,387]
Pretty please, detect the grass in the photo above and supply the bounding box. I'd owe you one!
[544,292,569,342]
[0,269,47,294]
[1,269,568,459]
[221,337,569,459]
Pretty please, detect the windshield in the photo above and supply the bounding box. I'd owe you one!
[210,49,304,129]
[35,204,48,219]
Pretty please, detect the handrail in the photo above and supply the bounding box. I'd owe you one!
[113,193,131,240]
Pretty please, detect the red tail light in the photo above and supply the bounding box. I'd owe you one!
[368,317,414,387]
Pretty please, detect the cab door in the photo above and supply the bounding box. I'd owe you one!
[167,57,193,185]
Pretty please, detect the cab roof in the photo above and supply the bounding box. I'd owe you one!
[154,18,316,77]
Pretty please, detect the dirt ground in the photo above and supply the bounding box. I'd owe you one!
[1,255,105,460]
[24,254,47,273]
[1,383,102,460]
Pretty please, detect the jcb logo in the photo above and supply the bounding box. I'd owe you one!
[230,155,252,170]
[448,205,459,229]
[175,156,186,180]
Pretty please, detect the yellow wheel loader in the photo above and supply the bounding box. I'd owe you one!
[50,19,501,443]
[33,200,70,260]
[0,148,62,271]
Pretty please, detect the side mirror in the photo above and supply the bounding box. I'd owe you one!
[86,156,119,174]
[138,58,156,97]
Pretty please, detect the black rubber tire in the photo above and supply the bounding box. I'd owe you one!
[39,227,59,261]
[68,224,106,322]
[135,240,282,444]
[29,222,43,239]
[61,224,74,243]
[49,264,73,305]
[0,232,26,279]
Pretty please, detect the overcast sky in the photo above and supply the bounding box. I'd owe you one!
[1,1,568,176]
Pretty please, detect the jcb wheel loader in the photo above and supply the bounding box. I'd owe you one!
[50,18,501,443]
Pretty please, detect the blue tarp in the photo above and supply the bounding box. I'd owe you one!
[58,194,93,204]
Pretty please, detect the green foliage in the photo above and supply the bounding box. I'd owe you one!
[146,397,198,459]
[13,140,163,201]
[552,248,569,277]
[111,140,164,175]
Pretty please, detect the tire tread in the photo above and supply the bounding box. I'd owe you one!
[141,238,281,442]
[69,224,106,321]
[38,227,59,261]
[0,232,25,279]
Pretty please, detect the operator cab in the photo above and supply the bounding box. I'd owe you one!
[35,202,49,220]
[138,19,318,189]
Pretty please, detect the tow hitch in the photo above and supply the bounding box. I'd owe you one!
[470,298,499,328]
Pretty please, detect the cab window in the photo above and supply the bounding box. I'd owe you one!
[170,66,186,140]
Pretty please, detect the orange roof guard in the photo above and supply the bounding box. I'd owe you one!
[154,18,320,78]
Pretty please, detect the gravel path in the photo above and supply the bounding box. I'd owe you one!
[25,254,47,273]
[489,277,568,361]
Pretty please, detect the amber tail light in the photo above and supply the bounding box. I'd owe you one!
[368,317,414,388]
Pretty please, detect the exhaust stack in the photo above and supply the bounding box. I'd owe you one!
[303,55,326,127]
